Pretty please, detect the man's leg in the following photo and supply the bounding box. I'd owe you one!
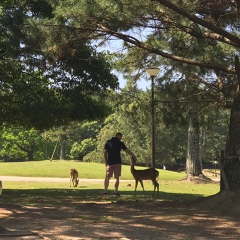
[114,177,120,193]
[104,165,113,194]
[113,164,121,195]
[104,176,110,193]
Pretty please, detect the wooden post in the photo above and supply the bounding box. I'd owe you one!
[51,137,60,161]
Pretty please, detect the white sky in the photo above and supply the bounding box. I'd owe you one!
[119,76,151,89]
[95,36,151,90]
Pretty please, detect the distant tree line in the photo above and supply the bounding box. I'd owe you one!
[1,0,239,191]
[0,88,229,168]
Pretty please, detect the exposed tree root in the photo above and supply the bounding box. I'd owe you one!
[180,173,217,184]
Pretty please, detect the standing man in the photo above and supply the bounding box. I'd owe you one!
[103,132,137,196]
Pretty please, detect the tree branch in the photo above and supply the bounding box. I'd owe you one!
[171,22,238,47]
[98,24,236,74]
[152,0,240,47]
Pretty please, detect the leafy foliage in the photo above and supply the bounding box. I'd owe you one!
[0,126,45,161]
[0,0,118,130]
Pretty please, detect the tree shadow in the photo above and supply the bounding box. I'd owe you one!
[1,189,240,240]
[1,188,211,205]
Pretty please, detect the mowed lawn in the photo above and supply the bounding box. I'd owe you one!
[0,160,220,202]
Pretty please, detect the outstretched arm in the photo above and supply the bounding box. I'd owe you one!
[124,148,137,160]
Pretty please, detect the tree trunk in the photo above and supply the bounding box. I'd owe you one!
[186,108,202,178]
[199,127,206,171]
[222,92,240,191]
[27,150,34,161]
[60,134,67,160]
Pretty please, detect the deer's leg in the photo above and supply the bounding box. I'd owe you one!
[134,180,139,195]
[156,181,159,196]
[139,180,145,194]
[152,180,159,196]
[151,182,155,196]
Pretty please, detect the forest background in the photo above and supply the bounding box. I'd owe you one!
[0,101,229,168]
[0,0,238,178]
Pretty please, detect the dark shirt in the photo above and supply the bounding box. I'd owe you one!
[104,137,127,165]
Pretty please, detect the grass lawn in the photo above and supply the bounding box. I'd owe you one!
[0,160,220,204]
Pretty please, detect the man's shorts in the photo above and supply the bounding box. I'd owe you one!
[106,164,122,178]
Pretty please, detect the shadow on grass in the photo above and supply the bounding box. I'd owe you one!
[1,189,240,240]
[1,188,206,206]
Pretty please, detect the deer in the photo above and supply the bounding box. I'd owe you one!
[130,157,159,196]
[70,168,79,187]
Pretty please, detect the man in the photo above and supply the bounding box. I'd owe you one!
[103,132,137,196]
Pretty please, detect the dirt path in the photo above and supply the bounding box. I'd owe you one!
[1,192,240,240]
[0,176,134,183]
[1,176,239,240]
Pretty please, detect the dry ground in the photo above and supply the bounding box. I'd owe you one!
[0,176,240,240]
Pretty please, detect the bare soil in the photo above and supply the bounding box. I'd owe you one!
[0,177,240,240]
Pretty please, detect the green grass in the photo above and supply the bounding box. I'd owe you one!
[0,160,186,180]
[0,160,220,204]
[0,160,105,178]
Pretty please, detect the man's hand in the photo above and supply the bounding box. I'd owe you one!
[132,155,137,161]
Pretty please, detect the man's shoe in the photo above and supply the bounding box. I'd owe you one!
[103,192,108,195]
[114,192,120,197]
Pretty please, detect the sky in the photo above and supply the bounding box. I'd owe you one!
[96,37,152,90]
[117,72,151,90]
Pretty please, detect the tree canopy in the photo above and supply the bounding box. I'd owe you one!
[0,0,118,130]
[42,0,240,190]
[1,0,240,190]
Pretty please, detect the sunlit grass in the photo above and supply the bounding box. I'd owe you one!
[0,160,220,204]
[1,178,220,204]
[0,160,186,180]
[0,160,105,178]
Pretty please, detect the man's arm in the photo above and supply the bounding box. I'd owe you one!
[104,149,108,165]
[124,148,137,160]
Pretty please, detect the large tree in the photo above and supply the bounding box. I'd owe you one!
[45,0,240,190]
[2,0,240,190]
[0,126,45,161]
[0,0,118,130]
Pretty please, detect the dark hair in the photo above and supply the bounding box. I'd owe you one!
[115,132,123,137]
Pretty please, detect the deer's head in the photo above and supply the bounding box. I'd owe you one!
[73,179,79,187]
[131,156,137,165]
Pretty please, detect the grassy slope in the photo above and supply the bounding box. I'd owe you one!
[0,160,220,202]
[0,160,185,180]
